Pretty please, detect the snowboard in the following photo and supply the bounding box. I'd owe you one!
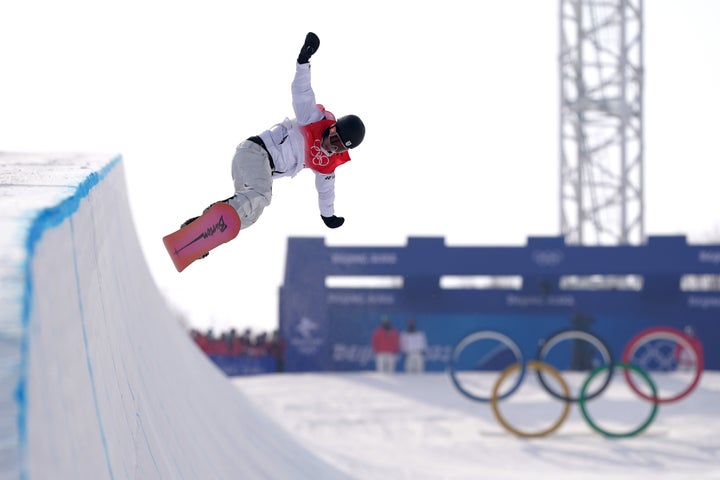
[163,202,241,272]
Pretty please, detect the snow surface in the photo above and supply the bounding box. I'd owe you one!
[2,153,718,479]
[0,153,349,479]
[234,371,720,480]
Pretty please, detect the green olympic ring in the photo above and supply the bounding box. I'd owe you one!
[579,362,659,438]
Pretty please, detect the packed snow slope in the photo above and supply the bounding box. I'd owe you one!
[0,153,350,480]
[236,372,720,480]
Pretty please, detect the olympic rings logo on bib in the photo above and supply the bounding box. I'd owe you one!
[310,141,330,167]
[448,326,703,438]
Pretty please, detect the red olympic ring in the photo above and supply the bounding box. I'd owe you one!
[621,326,704,404]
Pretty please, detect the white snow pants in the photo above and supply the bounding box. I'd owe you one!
[404,352,425,373]
[375,353,397,373]
[227,140,273,229]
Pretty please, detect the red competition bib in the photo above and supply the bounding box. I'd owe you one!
[299,106,351,174]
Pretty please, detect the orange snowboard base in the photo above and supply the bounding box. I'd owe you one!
[163,202,241,272]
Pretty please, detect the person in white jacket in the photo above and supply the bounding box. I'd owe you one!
[400,318,428,373]
[184,32,365,238]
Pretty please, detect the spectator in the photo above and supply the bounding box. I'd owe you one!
[225,328,238,355]
[400,318,428,373]
[212,332,229,356]
[250,331,268,357]
[239,328,253,353]
[229,332,243,356]
[371,316,400,373]
[675,325,702,370]
[190,329,211,354]
[203,328,225,356]
[268,330,287,372]
[570,311,595,370]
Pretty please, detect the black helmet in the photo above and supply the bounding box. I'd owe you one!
[335,115,365,149]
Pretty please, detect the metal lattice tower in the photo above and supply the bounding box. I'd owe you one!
[559,0,644,245]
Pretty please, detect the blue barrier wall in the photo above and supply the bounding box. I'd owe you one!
[279,236,720,372]
[209,355,278,376]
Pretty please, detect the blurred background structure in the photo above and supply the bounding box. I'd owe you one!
[560,0,644,246]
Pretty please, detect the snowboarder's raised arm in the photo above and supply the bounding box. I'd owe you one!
[292,32,324,126]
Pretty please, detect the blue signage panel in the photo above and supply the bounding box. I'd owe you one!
[280,237,720,371]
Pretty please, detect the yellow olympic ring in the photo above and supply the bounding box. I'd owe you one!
[490,360,572,438]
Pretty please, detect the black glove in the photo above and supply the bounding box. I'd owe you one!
[297,32,320,64]
[321,215,344,229]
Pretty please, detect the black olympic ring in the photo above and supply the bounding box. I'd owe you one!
[536,328,614,402]
[448,326,703,438]
[448,330,525,403]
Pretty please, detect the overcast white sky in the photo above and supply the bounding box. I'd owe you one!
[2,0,719,334]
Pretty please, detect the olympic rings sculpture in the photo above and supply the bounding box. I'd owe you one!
[448,326,703,438]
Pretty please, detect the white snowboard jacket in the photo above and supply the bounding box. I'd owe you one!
[257,62,347,218]
[400,330,428,354]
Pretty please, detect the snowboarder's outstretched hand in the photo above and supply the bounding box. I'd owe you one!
[321,215,344,229]
[298,32,320,64]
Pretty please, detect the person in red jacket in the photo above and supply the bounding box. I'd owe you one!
[371,316,400,373]
[674,325,703,370]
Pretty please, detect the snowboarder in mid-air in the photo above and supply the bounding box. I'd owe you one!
[164,32,366,271]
